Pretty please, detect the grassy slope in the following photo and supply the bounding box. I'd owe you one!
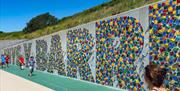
[0,0,160,40]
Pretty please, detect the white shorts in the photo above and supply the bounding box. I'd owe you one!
[29,66,32,69]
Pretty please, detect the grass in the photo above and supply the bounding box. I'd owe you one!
[0,0,160,40]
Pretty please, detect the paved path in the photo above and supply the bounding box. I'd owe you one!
[0,69,53,91]
[0,65,125,91]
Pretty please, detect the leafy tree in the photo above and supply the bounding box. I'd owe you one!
[0,31,3,33]
[23,12,58,33]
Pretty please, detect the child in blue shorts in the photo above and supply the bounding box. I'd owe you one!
[1,54,5,68]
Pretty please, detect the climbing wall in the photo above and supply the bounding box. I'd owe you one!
[1,0,179,91]
[149,0,179,90]
[96,16,144,90]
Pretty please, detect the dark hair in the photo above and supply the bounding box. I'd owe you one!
[145,64,167,88]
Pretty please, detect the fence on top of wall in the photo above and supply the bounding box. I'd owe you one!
[1,0,179,90]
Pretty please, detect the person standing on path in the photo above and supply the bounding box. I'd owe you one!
[5,55,10,68]
[1,54,5,68]
[18,55,25,70]
[28,56,35,76]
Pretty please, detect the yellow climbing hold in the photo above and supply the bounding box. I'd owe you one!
[173,1,177,5]
[164,43,169,48]
[103,54,106,58]
[111,63,115,67]
[158,29,164,33]
[110,21,113,26]
[141,33,144,37]
[176,53,179,57]
[128,19,132,23]
[134,46,138,51]
[149,13,153,17]
[130,86,133,89]
[97,31,100,34]
[162,16,166,19]
[135,79,140,84]
[156,39,160,43]
[150,29,153,34]
[168,6,173,12]
[135,19,139,23]
[166,56,170,61]
[154,20,158,24]
[175,31,180,36]
[130,79,132,83]
[126,61,129,64]
[165,1,169,6]
[167,29,172,33]
[130,40,133,44]
[122,64,125,68]
[125,41,128,44]
[101,38,105,42]
[111,77,115,81]
[134,36,137,40]
[173,10,176,15]
[153,4,158,9]
[170,80,175,85]
[130,54,133,58]
[75,37,78,41]
[119,57,123,62]
[172,66,176,71]
[170,38,175,42]
[133,87,137,91]
[120,45,122,48]
[155,10,158,14]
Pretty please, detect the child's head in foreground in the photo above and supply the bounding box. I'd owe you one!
[144,64,167,90]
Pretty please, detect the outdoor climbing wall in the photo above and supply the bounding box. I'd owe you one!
[48,34,65,75]
[23,42,32,67]
[1,0,179,91]
[66,24,96,82]
[96,16,145,90]
[149,0,179,90]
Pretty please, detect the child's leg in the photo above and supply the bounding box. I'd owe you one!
[20,64,22,69]
[28,67,31,76]
[32,68,34,73]
[30,67,33,76]
[2,62,4,68]
[31,67,34,73]
[6,62,8,67]
[22,65,24,70]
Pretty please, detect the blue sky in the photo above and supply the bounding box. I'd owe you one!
[0,0,110,32]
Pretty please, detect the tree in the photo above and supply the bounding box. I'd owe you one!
[0,31,3,33]
[23,12,58,33]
